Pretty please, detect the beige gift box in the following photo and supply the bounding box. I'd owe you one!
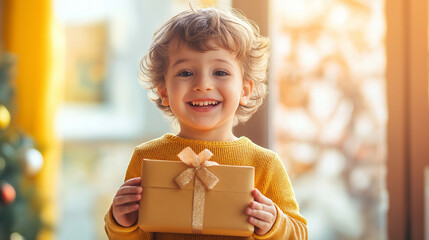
[138,148,255,237]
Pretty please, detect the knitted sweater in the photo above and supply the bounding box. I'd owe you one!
[104,134,307,240]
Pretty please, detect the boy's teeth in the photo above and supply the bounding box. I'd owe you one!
[191,100,218,106]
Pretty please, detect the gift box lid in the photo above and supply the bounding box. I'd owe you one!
[141,159,254,192]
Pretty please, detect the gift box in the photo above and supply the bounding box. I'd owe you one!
[138,147,255,236]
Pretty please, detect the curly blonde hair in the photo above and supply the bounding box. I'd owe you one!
[139,7,270,125]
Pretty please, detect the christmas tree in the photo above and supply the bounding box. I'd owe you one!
[0,52,43,239]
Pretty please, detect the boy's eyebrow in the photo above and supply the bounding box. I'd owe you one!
[171,58,190,68]
[214,58,234,66]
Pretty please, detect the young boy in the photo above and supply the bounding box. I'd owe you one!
[104,7,307,240]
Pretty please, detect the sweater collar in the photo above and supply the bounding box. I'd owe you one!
[163,133,250,147]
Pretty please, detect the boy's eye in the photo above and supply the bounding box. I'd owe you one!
[178,71,192,77]
[214,70,228,76]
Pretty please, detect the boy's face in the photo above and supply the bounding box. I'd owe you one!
[158,39,253,140]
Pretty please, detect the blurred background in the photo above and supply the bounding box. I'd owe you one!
[0,0,428,239]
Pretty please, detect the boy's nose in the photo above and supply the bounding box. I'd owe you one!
[192,75,213,92]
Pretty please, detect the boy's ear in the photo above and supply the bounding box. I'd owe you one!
[240,79,254,106]
[157,86,169,106]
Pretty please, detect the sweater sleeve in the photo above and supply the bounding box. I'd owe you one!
[253,154,307,240]
[104,147,154,240]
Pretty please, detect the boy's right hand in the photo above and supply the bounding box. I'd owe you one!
[112,177,142,227]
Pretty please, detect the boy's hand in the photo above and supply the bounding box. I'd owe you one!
[112,177,142,227]
[246,189,277,235]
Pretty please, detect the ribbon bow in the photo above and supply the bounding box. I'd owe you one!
[175,147,219,233]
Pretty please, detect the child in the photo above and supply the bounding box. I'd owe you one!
[104,7,307,240]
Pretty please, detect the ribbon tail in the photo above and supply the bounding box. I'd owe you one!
[192,178,205,234]
[175,168,196,189]
[196,167,219,190]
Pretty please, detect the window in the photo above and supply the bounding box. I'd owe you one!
[270,1,387,239]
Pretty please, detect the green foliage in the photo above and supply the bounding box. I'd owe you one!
[0,53,42,240]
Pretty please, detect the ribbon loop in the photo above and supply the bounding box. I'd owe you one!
[174,147,219,233]
[177,147,199,167]
[198,149,214,164]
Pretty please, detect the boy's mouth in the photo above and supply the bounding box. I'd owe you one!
[188,100,220,107]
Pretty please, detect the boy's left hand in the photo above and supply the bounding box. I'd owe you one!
[246,188,277,235]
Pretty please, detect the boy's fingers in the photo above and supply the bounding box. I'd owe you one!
[249,201,261,212]
[248,216,270,232]
[247,207,275,223]
[123,177,142,186]
[115,203,140,215]
[251,199,275,214]
[117,186,142,196]
[113,194,142,206]
[252,189,273,206]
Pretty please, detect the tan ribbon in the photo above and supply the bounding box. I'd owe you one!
[175,147,219,234]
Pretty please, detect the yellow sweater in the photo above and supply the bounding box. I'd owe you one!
[105,134,307,240]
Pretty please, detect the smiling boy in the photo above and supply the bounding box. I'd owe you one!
[158,39,252,141]
[104,7,307,240]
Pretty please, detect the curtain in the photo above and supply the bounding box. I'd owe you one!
[2,0,60,239]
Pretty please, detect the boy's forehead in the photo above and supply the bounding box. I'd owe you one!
[167,38,239,60]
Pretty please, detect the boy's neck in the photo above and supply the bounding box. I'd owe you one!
[177,128,238,142]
